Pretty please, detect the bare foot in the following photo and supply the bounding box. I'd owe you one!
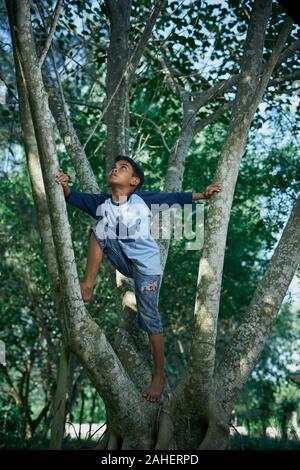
[142,374,168,403]
[80,282,95,302]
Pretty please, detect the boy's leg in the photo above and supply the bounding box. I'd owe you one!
[80,232,103,302]
[142,332,168,402]
[101,237,134,278]
[133,271,168,402]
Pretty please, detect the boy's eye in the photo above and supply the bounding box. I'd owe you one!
[110,164,128,172]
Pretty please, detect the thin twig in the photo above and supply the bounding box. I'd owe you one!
[127,0,165,84]
[82,0,191,151]
[65,100,102,110]
[131,111,171,152]
[82,1,165,150]
[38,0,63,68]
[35,1,70,138]
[0,75,18,101]
[159,47,185,97]
[192,102,233,135]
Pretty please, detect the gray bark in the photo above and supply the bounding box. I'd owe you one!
[43,67,99,193]
[49,345,70,449]
[6,3,74,449]
[104,0,131,170]
[190,0,271,388]
[215,195,300,415]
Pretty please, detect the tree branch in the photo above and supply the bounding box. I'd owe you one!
[216,195,300,416]
[0,74,19,101]
[169,0,273,416]
[127,0,164,85]
[42,66,99,193]
[191,75,238,113]
[276,37,300,68]
[268,69,300,86]
[0,364,23,406]
[253,17,294,105]
[38,0,63,68]
[147,46,186,97]
[131,111,171,152]
[192,101,233,136]
[65,99,102,110]
[35,1,99,193]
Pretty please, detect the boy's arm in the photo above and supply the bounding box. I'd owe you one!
[135,190,193,209]
[135,182,222,210]
[55,169,109,218]
[65,187,109,219]
[192,193,210,200]
[192,182,222,200]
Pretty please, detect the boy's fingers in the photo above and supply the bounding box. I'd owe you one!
[56,173,67,180]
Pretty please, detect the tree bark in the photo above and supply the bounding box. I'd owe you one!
[6,2,72,449]
[215,195,300,415]
[104,0,131,170]
[49,345,70,449]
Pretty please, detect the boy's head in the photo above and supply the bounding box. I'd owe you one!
[107,155,144,193]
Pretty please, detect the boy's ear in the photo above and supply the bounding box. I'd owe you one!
[130,176,140,188]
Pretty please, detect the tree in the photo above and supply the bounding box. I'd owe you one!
[4,0,300,449]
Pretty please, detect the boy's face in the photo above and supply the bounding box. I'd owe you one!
[107,160,140,191]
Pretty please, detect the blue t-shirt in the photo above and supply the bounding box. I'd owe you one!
[66,188,193,275]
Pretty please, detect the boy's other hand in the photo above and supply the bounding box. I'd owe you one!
[55,168,70,197]
[204,182,222,198]
[80,281,95,303]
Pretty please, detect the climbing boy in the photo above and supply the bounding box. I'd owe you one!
[55,155,221,403]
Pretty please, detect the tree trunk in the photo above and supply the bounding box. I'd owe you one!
[104,0,131,171]
[49,346,70,449]
[6,3,74,448]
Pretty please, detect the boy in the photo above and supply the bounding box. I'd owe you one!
[55,155,221,402]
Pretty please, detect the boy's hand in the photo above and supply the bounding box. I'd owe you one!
[204,182,222,199]
[55,168,70,197]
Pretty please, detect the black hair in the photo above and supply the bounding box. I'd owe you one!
[114,155,144,191]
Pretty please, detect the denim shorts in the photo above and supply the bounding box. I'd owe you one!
[91,229,163,335]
